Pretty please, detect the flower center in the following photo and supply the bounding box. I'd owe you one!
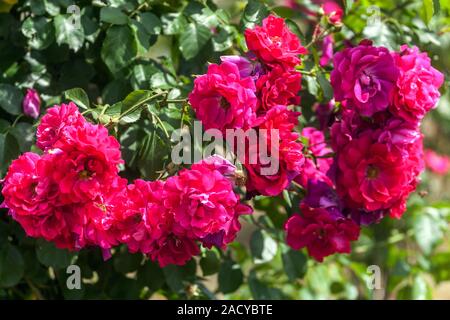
[366,165,379,179]
[220,97,230,110]
[79,170,91,180]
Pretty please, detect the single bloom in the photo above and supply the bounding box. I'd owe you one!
[189,61,258,132]
[285,204,360,262]
[256,65,302,110]
[36,102,86,151]
[41,122,123,204]
[391,45,444,123]
[245,14,307,68]
[335,133,421,217]
[331,40,399,117]
[163,157,251,249]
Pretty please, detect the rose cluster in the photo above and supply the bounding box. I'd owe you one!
[285,40,443,262]
[189,14,307,196]
[1,103,251,267]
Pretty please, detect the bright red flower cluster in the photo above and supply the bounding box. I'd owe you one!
[2,104,251,267]
[189,14,306,197]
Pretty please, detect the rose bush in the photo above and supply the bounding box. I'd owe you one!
[0,0,449,300]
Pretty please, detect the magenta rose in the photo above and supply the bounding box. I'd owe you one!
[188,61,257,132]
[331,40,399,117]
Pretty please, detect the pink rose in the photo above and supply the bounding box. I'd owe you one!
[391,45,444,123]
[245,15,307,68]
[22,88,41,119]
[331,40,399,117]
[189,61,258,132]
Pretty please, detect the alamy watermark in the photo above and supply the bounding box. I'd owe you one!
[170,121,281,176]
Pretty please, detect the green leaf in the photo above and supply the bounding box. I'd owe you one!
[218,258,243,294]
[10,122,34,152]
[200,250,220,276]
[0,244,25,288]
[343,0,354,14]
[101,25,137,74]
[250,230,277,264]
[139,12,162,34]
[137,261,165,291]
[21,16,55,50]
[0,133,20,175]
[163,260,196,293]
[121,90,154,114]
[36,240,76,269]
[423,0,434,24]
[414,208,445,255]
[54,15,85,52]
[0,84,24,115]
[248,270,284,299]
[64,87,90,109]
[281,245,307,281]
[412,275,431,300]
[179,22,212,60]
[161,13,187,35]
[100,7,129,25]
[241,0,269,30]
[113,248,142,274]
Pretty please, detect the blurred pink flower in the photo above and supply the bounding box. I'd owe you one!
[424,149,450,175]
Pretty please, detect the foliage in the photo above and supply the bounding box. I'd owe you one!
[0,0,449,300]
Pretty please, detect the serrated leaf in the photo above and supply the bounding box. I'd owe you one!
[36,240,76,269]
[139,12,162,34]
[200,250,220,276]
[0,244,25,288]
[250,230,277,264]
[54,15,85,52]
[0,84,23,115]
[101,25,137,74]
[21,16,55,50]
[179,22,212,60]
[282,246,307,281]
[64,87,90,109]
[218,259,243,294]
[100,7,129,25]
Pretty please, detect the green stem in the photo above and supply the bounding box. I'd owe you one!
[119,92,166,121]
[151,112,170,139]
[11,114,24,127]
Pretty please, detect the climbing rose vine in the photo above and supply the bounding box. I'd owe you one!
[1,14,444,267]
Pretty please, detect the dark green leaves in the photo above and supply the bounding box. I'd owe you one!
[218,258,243,294]
[0,133,20,175]
[250,230,277,264]
[0,244,25,288]
[200,250,221,276]
[281,246,307,281]
[241,0,269,30]
[100,7,129,25]
[0,84,23,115]
[21,17,55,50]
[36,240,76,269]
[64,88,90,109]
[139,12,162,34]
[54,15,85,52]
[179,23,212,60]
[101,25,137,74]
[317,72,333,103]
